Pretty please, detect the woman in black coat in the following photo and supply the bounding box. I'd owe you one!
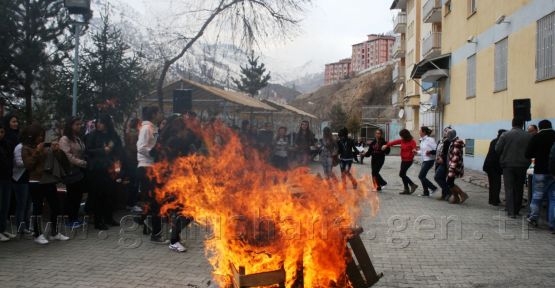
[483,129,506,206]
[85,115,123,230]
[365,128,390,191]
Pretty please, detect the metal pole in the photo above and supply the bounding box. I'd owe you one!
[71,23,82,117]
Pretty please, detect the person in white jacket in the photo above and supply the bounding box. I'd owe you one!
[12,143,31,235]
[417,127,438,197]
[137,106,164,243]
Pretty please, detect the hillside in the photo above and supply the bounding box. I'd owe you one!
[259,83,302,104]
[291,64,395,119]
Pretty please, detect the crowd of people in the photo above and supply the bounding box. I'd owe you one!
[317,125,469,204]
[0,111,553,248]
[483,118,555,231]
[0,109,330,248]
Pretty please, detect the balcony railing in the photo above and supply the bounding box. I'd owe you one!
[393,12,407,34]
[392,64,405,83]
[422,32,441,59]
[392,38,406,59]
[423,0,442,23]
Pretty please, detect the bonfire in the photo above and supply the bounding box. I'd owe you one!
[150,120,379,287]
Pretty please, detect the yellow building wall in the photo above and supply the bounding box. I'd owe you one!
[445,23,555,128]
[442,0,531,53]
[439,0,555,170]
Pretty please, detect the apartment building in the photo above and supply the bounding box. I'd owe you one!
[391,0,422,136]
[324,58,352,85]
[410,0,555,170]
[351,34,395,73]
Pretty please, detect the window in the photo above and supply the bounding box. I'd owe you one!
[467,0,477,17]
[444,0,452,16]
[537,11,555,81]
[465,139,475,156]
[467,54,476,98]
[494,38,508,91]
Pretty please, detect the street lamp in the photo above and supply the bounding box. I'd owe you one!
[64,0,92,117]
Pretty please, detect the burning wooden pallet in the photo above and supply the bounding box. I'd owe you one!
[228,228,382,288]
[231,265,286,288]
[346,227,383,288]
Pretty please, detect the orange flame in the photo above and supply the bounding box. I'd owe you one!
[150,120,379,287]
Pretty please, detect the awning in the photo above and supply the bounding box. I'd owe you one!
[410,53,451,81]
[390,0,407,10]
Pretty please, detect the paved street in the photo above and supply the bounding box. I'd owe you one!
[1,157,554,288]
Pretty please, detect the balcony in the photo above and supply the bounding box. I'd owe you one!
[392,64,405,83]
[423,0,442,23]
[422,32,441,59]
[392,38,406,59]
[393,12,407,34]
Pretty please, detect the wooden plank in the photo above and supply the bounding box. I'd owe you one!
[348,233,382,287]
[346,257,366,288]
[231,265,243,288]
[231,264,285,287]
[239,268,286,287]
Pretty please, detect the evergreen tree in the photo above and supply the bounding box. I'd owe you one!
[0,0,72,121]
[45,8,152,125]
[232,52,271,97]
[83,11,150,123]
[329,103,348,132]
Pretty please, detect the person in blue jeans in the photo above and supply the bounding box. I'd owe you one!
[417,126,438,197]
[432,127,455,200]
[525,120,555,231]
[337,128,358,189]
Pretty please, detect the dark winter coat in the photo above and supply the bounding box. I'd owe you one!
[337,137,357,160]
[0,139,13,180]
[295,130,315,152]
[525,129,555,174]
[549,143,555,175]
[483,138,502,174]
[365,138,390,159]
[85,130,123,171]
[495,127,532,168]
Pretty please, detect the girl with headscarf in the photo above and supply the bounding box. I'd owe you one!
[432,127,455,200]
[447,130,468,204]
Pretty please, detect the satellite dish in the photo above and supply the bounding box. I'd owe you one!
[398,109,405,119]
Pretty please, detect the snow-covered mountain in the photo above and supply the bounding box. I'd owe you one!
[87,0,321,91]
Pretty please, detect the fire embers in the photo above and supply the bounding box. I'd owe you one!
[149,120,380,287]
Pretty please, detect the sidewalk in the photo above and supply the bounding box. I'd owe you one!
[0,157,553,288]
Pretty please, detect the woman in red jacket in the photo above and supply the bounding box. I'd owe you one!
[383,129,418,194]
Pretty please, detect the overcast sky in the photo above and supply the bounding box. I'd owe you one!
[120,0,394,77]
[261,0,395,76]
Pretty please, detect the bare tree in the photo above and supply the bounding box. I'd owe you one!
[152,0,310,112]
